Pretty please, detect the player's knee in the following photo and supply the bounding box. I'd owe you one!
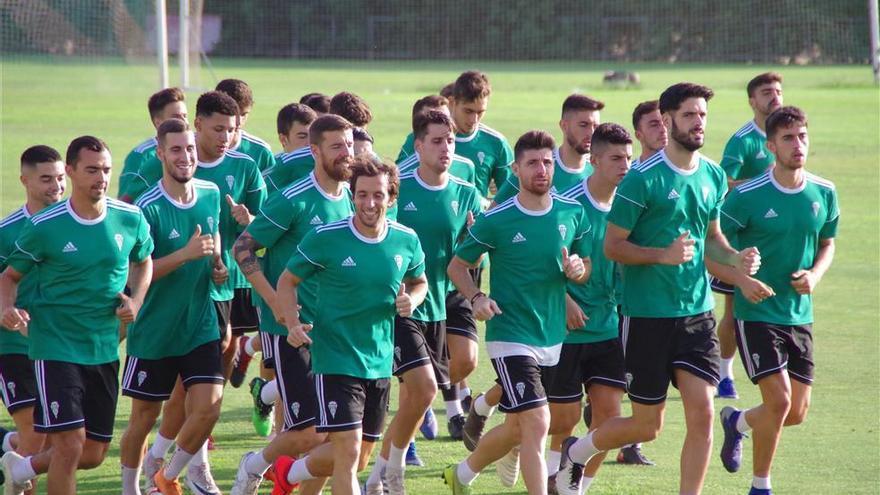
[785,400,809,426]
[79,443,109,470]
[335,443,360,468]
[518,407,550,440]
[766,393,792,422]
[547,404,580,435]
[633,413,663,441]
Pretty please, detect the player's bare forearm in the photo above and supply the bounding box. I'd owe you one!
[128,258,153,305]
[276,269,302,326]
[448,256,481,300]
[810,238,836,282]
[0,268,22,314]
[403,275,429,308]
[603,224,665,265]
[151,250,186,280]
[705,230,739,266]
[233,231,263,277]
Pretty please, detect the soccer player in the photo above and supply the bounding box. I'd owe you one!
[492,94,603,204]
[396,94,450,162]
[713,72,784,400]
[631,100,668,167]
[353,127,376,157]
[118,87,187,202]
[716,106,837,495]
[230,114,355,495]
[0,146,65,481]
[300,92,330,115]
[554,83,761,495]
[329,91,373,129]
[0,136,153,495]
[216,78,277,173]
[365,110,481,495]
[119,118,226,495]
[545,123,632,493]
[448,71,514,199]
[442,130,591,495]
[270,156,428,495]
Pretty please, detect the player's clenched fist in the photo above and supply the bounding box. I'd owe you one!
[737,246,762,276]
[471,293,502,321]
[286,322,313,348]
[662,230,696,265]
[1,307,29,335]
[116,291,140,324]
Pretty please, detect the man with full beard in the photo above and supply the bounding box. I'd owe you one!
[555,83,761,495]
[230,114,356,495]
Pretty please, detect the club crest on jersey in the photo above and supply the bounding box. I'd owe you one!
[225,175,235,190]
[811,201,820,217]
[291,402,300,418]
[114,234,124,251]
[6,382,15,398]
[477,151,486,165]
[702,186,711,201]
[450,200,460,215]
[50,401,60,418]
[752,353,761,369]
[394,255,403,270]
[137,371,147,386]
[328,400,338,418]
[515,382,526,398]
[558,224,567,240]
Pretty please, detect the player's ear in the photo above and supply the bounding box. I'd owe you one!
[193,116,202,133]
[765,138,777,155]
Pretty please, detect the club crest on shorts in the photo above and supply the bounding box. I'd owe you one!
[558,224,567,240]
[50,400,60,418]
[115,234,124,251]
[6,381,15,398]
[394,255,403,270]
[394,346,401,362]
[225,175,235,190]
[625,372,633,388]
[137,370,147,386]
[207,216,215,231]
[328,400,338,418]
[752,353,761,369]
[291,402,300,418]
[515,382,526,398]
[811,201,820,217]
[450,200,459,215]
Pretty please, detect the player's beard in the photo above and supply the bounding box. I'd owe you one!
[323,155,353,182]
[670,119,703,152]
[167,159,195,184]
[566,133,590,155]
[521,176,552,196]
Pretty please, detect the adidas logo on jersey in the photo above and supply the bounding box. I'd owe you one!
[756,149,767,159]
[764,208,778,219]
[62,242,78,253]
[168,228,180,239]
[403,202,418,211]
[309,215,323,225]
[512,232,527,243]
[668,188,680,200]
[341,256,356,267]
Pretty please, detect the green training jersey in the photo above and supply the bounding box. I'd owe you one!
[559,181,619,344]
[721,171,839,325]
[195,150,267,300]
[492,148,593,204]
[455,195,591,348]
[0,206,38,355]
[245,172,353,335]
[120,154,163,203]
[264,146,314,193]
[286,218,426,379]
[396,152,477,185]
[607,150,727,318]
[392,170,481,322]
[455,123,514,198]
[119,137,158,198]
[234,130,277,173]
[129,180,221,358]
[720,120,775,181]
[396,132,416,162]
[7,198,153,365]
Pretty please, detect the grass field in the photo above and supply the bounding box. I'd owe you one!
[0,57,878,494]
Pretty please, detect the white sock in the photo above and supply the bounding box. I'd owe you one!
[456,460,479,485]
[582,476,594,491]
[366,456,387,487]
[569,432,602,464]
[287,457,316,484]
[246,450,271,475]
[546,449,561,476]
[737,410,752,433]
[388,444,407,471]
[11,456,36,484]
[721,358,735,380]
[473,394,495,417]
[244,336,257,356]
[261,379,279,405]
[149,433,175,460]
[2,431,16,452]
[122,465,142,495]
[189,441,209,467]
[459,387,471,400]
[753,476,771,489]
[445,400,464,420]
[163,447,195,479]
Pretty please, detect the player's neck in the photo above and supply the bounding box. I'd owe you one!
[771,164,804,189]
[197,142,222,164]
[639,146,661,162]
[313,164,345,197]
[161,176,195,204]
[353,215,386,239]
[69,191,105,220]
[586,175,614,205]
[559,144,586,171]
[516,189,552,212]
[664,142,699,171]
[754,113,768,131]
[24,199,47,216]
[416,165,448,187]
[231,130,242,149]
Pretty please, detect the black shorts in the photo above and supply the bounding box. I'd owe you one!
[215,299,232,337]
[445,291,478,341]
[620,311,721,405]
[314,374,390,442]
[546,339,627,404]
[710,276,735,295]
[0,354,37,413]
[735,321,814,385]
[231,288,260,335]
[491,355,552,413]
[259,330,275,369]
[267,333,317,430]
[122,340,224,401]
[392,316,450,389]
[33,360,119,442]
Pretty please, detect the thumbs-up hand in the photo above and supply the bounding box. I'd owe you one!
[395,283,414,317]
[226,194,253,227]
[737,246,762,276]
[561,246,587,282]
[212,254,228,285]
[116,291,140,324]
[662,230,696,265]
[1,307,30,336]
[287,322,313,348]
[182,224,214,261]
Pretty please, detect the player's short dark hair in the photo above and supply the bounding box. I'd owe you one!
[148,87,185,120]
[659,83,714,114]
[765,106,808,140]
[632,100,660,129]
[747,72,783,97]
[329,92,373,127]
[453,71,491,103]
[21,145,62,169]
[590,123,633,153]
[215,78,254,111]
[439,82,455,98]
[309,114,353,145]
[349,155,400,202]
[514,130,556,162]
[300,92,330,114]
[412,95,448,118]
[276,103,318,135]
[561,94,604,117]
[66,136,109,167]
[353,127,374,144]
[156,118,191,147]
[196,91,239,119]
[413,110,454,141]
